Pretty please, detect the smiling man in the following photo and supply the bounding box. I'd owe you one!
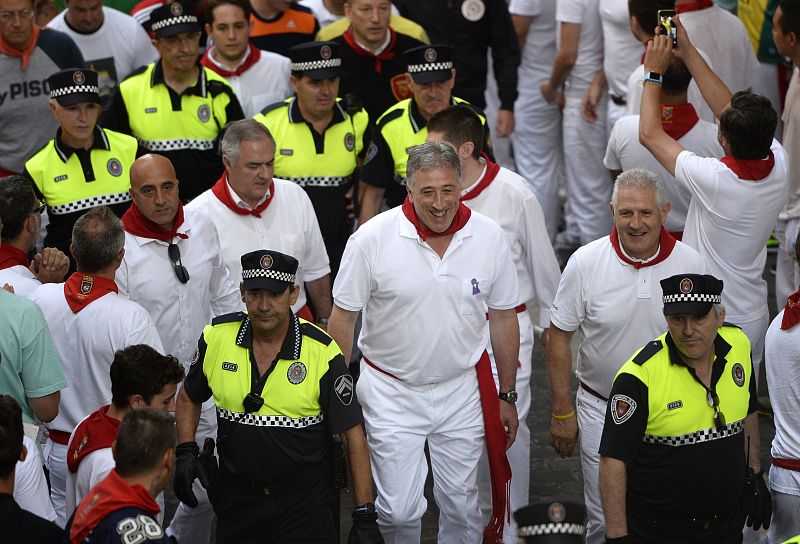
[546,168,705,543]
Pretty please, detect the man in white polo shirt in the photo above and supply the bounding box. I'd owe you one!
[425,105,561,543]
[547,169,705,544]
[28,206,163,527]
[328,142,521,543]
[186,119,332,326]
[639,19,787,387]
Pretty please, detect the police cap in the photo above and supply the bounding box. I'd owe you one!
[149,1,200,38]
[241,250,298,294]
[661,273,723,316]
[514,501,587,543]
[48,69,102,107]
[289,41,343,80]
[404,44,454,84]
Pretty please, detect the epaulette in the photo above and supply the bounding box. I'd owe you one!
[123,65,148,80]
[632,339,663,366]
[259,99,290,117]
[300,322,333,346]
[211,311,246,326]
[376,108,404,131]
[207,79,237,98]
[722,321,742,329]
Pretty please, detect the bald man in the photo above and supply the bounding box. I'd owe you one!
[117,154,240,544]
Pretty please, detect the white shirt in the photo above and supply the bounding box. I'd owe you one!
[333,207,519,385]
[509,0,558,81]
[116,208,241,368]
[766,311,800,494]
[556,0,604,92]
[186,178,330,313]
[47,7,158,101]
[550,236,706,397]
[298,0,341,28]
[780,68,800,221]
[461,162,561,329]
[65,444,114,519]
[28,284,163,433]
[604,113,724,233]
[204,47,292,118]
[599,0,642,98]
[0,265,40,297]
[675,139,788,320]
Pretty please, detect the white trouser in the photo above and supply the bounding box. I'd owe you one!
[768,486,800,543]
[577,386,606,544]
[45,438,67,527]
[606,99,627,139]
[477,311,534,543]
[167,398,217,544]
[729,311,770,394]
[562,90,613,245]
[15,435,56,522]
[511,73,565,242]
[357,362,485,543]
[775,218,800,308]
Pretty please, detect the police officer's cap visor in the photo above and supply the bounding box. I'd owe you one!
[55,93,102,107]
[663,301,714,317]
[409,70,452,85]
[153,22,201,39]
[300,67,343,81]
[243,277,291,295]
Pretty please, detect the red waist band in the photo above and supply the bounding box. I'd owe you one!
[49,429,71,445]
[772,457,800,471]
[362,356,403,381]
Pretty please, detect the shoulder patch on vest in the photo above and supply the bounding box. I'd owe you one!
[632,339,663,366]
[722,321,742,330]
[259,99,289,117]
[212,311,246,326]
[376,108,404,131]
[300,322,333,346]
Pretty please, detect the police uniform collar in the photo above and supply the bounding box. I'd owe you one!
[288,95,347,126]
[408,96,458,133]
[665,330,732,367]
[236,312,302,360]
[53,126,110,163]
[150,60,208,98]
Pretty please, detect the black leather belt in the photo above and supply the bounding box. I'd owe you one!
[610,94,627,106]
[580,381,608,402]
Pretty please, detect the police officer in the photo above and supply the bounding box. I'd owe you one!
[174,249,382,544]
[514,501,587,543]
[254,42,369,276]
[102,1,245,201]
[358,44,490,223]
[24,68,136,264]
[598,274,772,543]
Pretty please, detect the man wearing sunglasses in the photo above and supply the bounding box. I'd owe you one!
[117,153,241,544]
[598,273,769,543]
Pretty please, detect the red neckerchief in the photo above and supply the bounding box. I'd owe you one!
[609,226,677,268]
[342,26,395,74]
[201,43,261,77]
[661,103,700,140]
[67,405,120,474]
[211,172,274,218]
[781,289,800,330]
[64,272,119,314]
[720,152,775,181]
[401,195,471,241]
[121,202,188,242]
[69,469,159,544]
[0,244,29,270]
[0,25,40,71]
[676,0,714,13]
[460,153,501,202]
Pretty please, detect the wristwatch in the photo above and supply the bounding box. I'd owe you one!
[644,71,663,85]
[498,390,518,404]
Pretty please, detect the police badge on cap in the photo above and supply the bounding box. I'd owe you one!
[241,249,298,293]
[149,1,200,38]
[661,274,723,316]
[48,69,102,107]
[404,44,454,84]
[289,41,343,80]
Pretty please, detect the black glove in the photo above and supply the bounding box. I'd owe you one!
[605,536,631,543]
[198,437,218,480]
[744,468,772,530]
[347,503,384,544]
[173,441,210,508]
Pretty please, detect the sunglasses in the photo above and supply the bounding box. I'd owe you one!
[168,243,190,284]
[706,390,726,431]
[32,200,46,215]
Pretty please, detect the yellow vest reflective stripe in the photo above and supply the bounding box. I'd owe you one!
[25,129,136,215]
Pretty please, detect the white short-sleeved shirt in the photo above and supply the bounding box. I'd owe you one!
[599,0,642,99]
[298,0,341,28]
[65,446,114,518]
[509,0,558,81]
[333,207,519,385]
[28,285,163,433]
[674,139,788,320]
[116,208,241,368]
[550,236,706,397]
[0,265,40,297]
[556,0,604,92]
[780,68,800,221]
[461,162,561,329]
[604,113,724,233]
[186,178,330,314]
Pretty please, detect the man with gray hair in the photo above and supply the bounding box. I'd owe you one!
[546,169,706,543]
[187,119,332,326]
[28,206,163,526]
[328,142,521,542]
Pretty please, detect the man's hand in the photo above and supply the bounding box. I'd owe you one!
[499,401,519,450]
[495,109,515,138]
[549,413,579,458]
[344,185,356,220]
[347,503,384,543]
[670,15,695,60]
[540,81,558,103]
[581,81,604,124]
[744,468,772,530]
[30,247,69,284]
[2,283,14,293]
[643,34,673,75]
[173,441,210,508]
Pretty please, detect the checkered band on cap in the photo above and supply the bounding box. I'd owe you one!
[407,61,453,73]
[291,58,341,72]
[242,268,296,284]
[151,14,198,31]
[50,85,100,99]
[662,293,722,304]
[518,523,586,537]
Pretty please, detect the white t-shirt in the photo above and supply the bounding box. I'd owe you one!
[186,178,330,313]
[28,285,163,433]
[461,162,561,329]
[65,446,114,519]
[334,207,519,385]
[116,208,241,368]
[599,0,642,99]
[780,68,800,221]
[298,0,341,28]
[674,139,788,320]
[550,235,706,397]
[556,0,604,92]
[509,0,558,82]
[0,265,40,297]
[766,311,800,495]
[47,7,158,101]
[604,113,724,233]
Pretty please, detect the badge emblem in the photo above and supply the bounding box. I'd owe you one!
[732,363,745,387]
[222,361,238,372]
[461,0,485,21]
[280,149,294,156]
[320,45,332,60]
[197,104,211,122]
[680,278,693,294]
[661,106,674,124]
[73,436,88,460]
[344,132,355,152]
[287,361,307,384]
[424,47,437,63]
[334,375,354,406]
[547,502,566,523]
[171,2,183,15]
[80,275,94,295]
[54,174,68,182]
[260,254,273,269]
[73,71,85,85]
[106,158,122,177]
[667,400,683,411]
[364,141,378,164]
[471,278,480,295]
[611,394,637,424]
[390,74,411,101]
